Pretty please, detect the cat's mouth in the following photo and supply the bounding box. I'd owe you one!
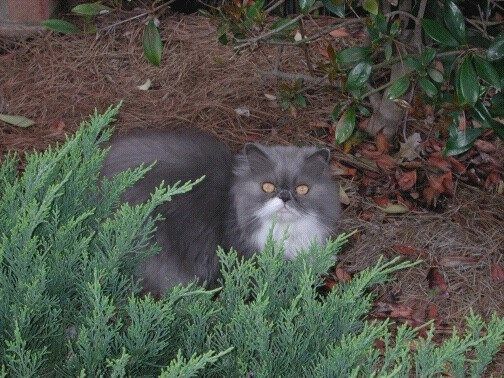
[275,205,299,220]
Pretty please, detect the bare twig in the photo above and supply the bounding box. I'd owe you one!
[265,0,286,14]
[414,0,428,52]
[387,10,420,24]
[268,17,366,46]
[234,12,304,50]
[258,69,330,85]
[298,19,315,76]
[234,3,325,50]
[274,45,284,71]
[332,151,381,173]
[101,0,175,32]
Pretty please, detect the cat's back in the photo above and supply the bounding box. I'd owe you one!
[102,128,233,203]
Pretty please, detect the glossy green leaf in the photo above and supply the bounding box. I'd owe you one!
[362,0,378,15]
[294,94,307,108]
[389,20,400,36]
[472,55,501,89]
[421,48,436,66]
[419,77,438,97]
[384,42,393,61]
[492,123,504,140]
[487,34,504,61]
[346,62,372,91]
[422,19,459,47]
[298,0,316,13]
[71,1,111,16]
[321,0,345,17]
[471,101,495,129]
[143,20,163,66]
[444,1,466,43]
[331,103,344,122]
[405,56,422,71]
[41,19,80,34]
[490,92,504,117]
[335,47,371,66]
[335,107,356,144]
[457,56,479,106]
[387,76,410,100]
[0,114,35,128]
[428,68,444,83]
[357,105,371,116]
[218,32,228,45]
[444,124,482,156]
[246,0,265,20]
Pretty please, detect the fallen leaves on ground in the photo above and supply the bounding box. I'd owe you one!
[427,267,449,297]
[392,244,427,259]
[332,114,502,212]
[490,263,504,283]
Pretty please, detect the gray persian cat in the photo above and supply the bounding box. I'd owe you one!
[102,129,340,296]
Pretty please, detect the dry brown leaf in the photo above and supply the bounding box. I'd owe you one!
[335,267,352,283]
[375,154,396,171]
[423,186,437,207]
[374,339,386,353]
[396,193,414,210]
[373,196,390,207]
[397,170,417,190]
[426,303,439,320]
[329,28,350,38]
[392,244,427,258]
[376,131,390,154]
[427,267,449,297]
[490,263,504,283]
[428,175,445,194]
[324,277,336,290]
[49,119,66,136]
[397,132,422,161]
[374,302,413,319]
[358,211,374,221]
[331,162,357,177]
[428,154,451,172]
[434,60,444,73]
[360,146,382,159]
[485,170,501,190]
[339,186,350,205]
[448,156,466,174]
[474,139,496,153]
[441,172,454,195]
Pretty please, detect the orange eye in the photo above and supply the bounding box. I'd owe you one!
[262,182,276,193]
[296,184,309,195]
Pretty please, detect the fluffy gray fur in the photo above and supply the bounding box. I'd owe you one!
[101,129,340,296]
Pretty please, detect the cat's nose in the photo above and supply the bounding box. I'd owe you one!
[278,190,292,203]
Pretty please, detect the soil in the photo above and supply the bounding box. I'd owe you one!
[1,11,503,374]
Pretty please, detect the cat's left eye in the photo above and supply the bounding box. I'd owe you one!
[262,182,276,193]
[296,184,309,195]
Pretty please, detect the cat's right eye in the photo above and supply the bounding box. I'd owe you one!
[262,182,276,193]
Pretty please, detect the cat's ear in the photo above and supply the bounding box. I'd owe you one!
[243,143,273,172]
[305,148,331,173]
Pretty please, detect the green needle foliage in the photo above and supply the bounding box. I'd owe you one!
[0,105,502,377]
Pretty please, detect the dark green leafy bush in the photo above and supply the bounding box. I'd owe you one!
[213,0,504,154]
[0,105,502,376]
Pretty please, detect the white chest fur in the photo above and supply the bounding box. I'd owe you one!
[252,214,327,260]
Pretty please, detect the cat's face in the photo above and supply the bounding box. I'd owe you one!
[231,143,341,257]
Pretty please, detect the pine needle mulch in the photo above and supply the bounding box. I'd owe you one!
[1,13,503,373]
